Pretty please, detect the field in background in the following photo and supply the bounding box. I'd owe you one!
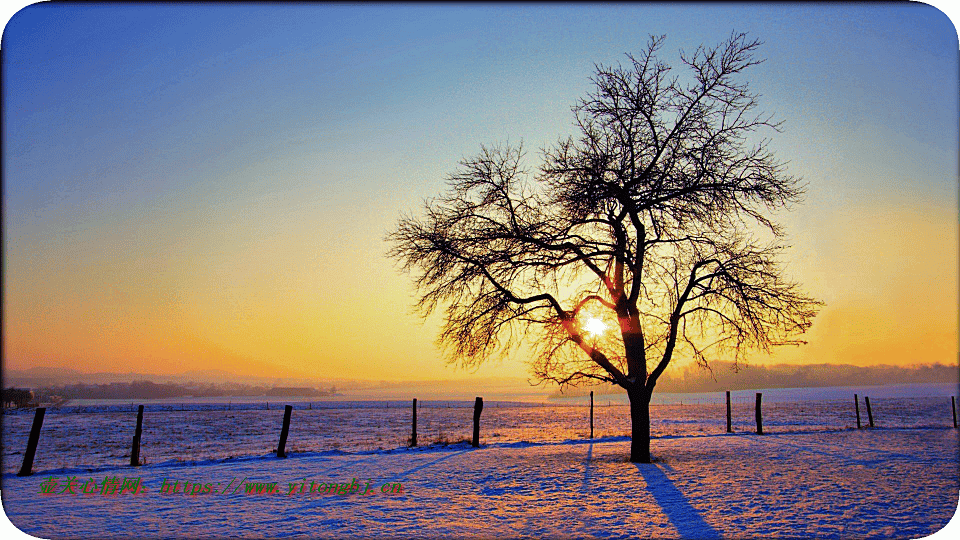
[3,383,956,475]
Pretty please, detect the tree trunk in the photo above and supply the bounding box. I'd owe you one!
[628,387,651,463]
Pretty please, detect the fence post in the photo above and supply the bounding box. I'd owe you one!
[17,407,46,476]
[411,398,418,447]
[952,396,957,429]
[472,397,483,447]
[277,405,293,458]
[589,391,594,439]
[726,391,732,433]
[865,396,874,428]
[755,393,763,435]
[854,394,861,429]
[130,405,144,466]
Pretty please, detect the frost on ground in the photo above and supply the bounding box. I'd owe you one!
[2,428,957,539]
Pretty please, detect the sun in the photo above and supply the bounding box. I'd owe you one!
[583,316,607,337]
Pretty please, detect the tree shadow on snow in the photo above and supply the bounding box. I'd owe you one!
[387,448,472,483]
[634,461,721,539]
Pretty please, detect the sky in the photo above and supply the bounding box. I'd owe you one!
[2,3,958,383]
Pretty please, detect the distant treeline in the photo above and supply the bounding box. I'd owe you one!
[552,362,958,397]
[39,380,337,400]
[2,388,35,407]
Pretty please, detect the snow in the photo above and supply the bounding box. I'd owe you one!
[4,388,956,475]
[2,427,957,538]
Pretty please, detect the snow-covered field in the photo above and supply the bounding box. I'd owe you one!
[2,385,958,538]
[2,427,957,538]
[4,384,957,475]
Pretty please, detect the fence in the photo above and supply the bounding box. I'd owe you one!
[5,393,958,476]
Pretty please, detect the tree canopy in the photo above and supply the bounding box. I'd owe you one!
[389,32,820,412]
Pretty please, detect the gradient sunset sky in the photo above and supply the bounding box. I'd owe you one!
[3,4,957,382]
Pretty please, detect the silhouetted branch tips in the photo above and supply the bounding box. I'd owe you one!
[472,397,484,447]
[18,407,45,476]
[755,392,763,435]
[277,405,293,458]
[131,405,144,466]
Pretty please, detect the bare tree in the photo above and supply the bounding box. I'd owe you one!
[388,33,821,463]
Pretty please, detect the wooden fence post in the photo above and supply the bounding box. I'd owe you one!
[472,397,483,447]
[411,398,418,447]
[854,394,861,429]
[952,396,957,429]
[277,405,292,458]
[865,396,874,428]
[130,405,144,466]
[17,407,46,476]
[726,391,732,433]
[589,391,594,439]
[755,393,763,435]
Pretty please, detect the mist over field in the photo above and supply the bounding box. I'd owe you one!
[554,362,958,396]
[6,362,955,402]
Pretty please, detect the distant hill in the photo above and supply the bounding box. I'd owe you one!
[550,362,958,397]
[5,368,550,401]
[10,362,955,401]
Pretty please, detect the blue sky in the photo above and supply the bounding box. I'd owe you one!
[2,4,957,380]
